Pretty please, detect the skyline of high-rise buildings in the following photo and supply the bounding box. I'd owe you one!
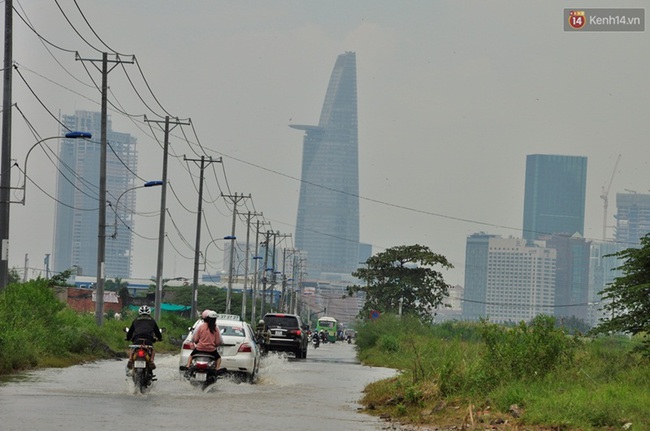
[53,110,138,279]
[523,154,588,243]
[290,52,360,279]
[464,154,591,323]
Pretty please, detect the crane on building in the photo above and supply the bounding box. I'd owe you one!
[600,154,621,240]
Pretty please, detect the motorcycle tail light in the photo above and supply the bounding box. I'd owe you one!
[136,349,147,358]
[238,342,252,353]
[195,362,208,370]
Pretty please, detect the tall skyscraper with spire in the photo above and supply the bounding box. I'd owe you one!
[53,110,138,279]
[291,52,360,278]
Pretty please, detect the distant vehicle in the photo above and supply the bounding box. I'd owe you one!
[263,313,309,359]
[316,316,339,343]
[179,314,261,383]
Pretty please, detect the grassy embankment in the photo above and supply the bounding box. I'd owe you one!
[0,279,192,375]
[355,314,649,431]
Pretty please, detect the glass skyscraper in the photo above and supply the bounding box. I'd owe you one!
[614,192,650,247]
[522,154,587,243]
[290,52,360,278]
[53,110,138,279]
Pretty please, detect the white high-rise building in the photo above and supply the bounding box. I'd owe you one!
[464,235,556,323]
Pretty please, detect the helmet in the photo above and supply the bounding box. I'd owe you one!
[207,311,218,319]
[258,319,265,324]
[138,305,151,315]
[201,309,213,319]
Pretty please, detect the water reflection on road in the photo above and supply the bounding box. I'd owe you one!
[0,342,396,431]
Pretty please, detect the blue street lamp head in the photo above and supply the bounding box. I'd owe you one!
[144,180,163,187]
[65,131,92,139]
[253,256,263,260]
[224,235,236,240]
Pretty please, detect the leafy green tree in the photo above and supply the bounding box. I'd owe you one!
[592,233,650,355]
[346,244,453,323]
[8,268,21,284]
[48,269,75,287]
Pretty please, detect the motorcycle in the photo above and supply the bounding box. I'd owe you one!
[183,353,220,389]
[346,334,352,344]
[127,342,156,393]
[311,332,320,349]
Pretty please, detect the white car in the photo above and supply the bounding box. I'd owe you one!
[179,314,261,383]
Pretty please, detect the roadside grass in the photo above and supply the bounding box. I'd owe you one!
[0,279,192,375]
[356,314,650,430]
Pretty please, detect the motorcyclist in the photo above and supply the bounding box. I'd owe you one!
[311,330,320,347]
[255,319,270,354]
[186,310,223,370]
[126,305,162,370]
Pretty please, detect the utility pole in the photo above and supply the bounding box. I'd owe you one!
[145,116,189,321]
[260,230,272,317]
[221,192,251,314]
[75,52,133,326]
[0,0,13,289]
[270,232,291,311]
[186,155,222,319]
[250,219,268,323]
[240,211,261,322]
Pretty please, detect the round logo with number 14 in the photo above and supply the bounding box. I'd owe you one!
[569,10,586,29]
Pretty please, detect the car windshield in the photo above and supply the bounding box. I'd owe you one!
[219,324,246,337]
[265,316,298,327]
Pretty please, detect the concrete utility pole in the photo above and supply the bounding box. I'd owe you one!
[260,230,272,317]
[145,116,189,321]
[0,0,13,289]
[186,155,222,319]
[75,52,133,326]
[270,232,291,311]
[250,219,269,324]
[240,211,261,322]
[221,192,251,314]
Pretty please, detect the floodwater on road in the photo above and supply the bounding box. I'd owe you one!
[0,341,397,431]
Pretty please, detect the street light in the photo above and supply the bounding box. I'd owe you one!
[18,132,92,205]
[110,180,163,239]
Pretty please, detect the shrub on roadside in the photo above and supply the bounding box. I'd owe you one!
[478,314,580,384]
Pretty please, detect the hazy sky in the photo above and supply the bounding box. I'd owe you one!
[4,1,649,286]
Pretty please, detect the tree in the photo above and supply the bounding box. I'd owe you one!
[8,268,21,284]
[346,244,453,322]
[592,233,650,355]
[48,269,75,287]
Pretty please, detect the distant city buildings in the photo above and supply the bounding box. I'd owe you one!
[462,154,593,324]
[291,52,360,279]
[588,240,626,327]
[53,110,137,279]
[543,233,590,322]
[462,234,556,323]
[522,154,587,243]
[614,192,650,247]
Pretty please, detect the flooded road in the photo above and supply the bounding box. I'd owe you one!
[0,342,396,431]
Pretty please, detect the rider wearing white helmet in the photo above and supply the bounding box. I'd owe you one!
[126,305,163,369]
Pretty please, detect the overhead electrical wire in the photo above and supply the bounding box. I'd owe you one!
[72,0,128,57]
[13,4,78,54]
[54,0,103,54]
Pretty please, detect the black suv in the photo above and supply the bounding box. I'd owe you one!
[263,313,309,359]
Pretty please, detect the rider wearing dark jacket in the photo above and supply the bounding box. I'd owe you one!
[126,305,162,370]
[126,305,163,344]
